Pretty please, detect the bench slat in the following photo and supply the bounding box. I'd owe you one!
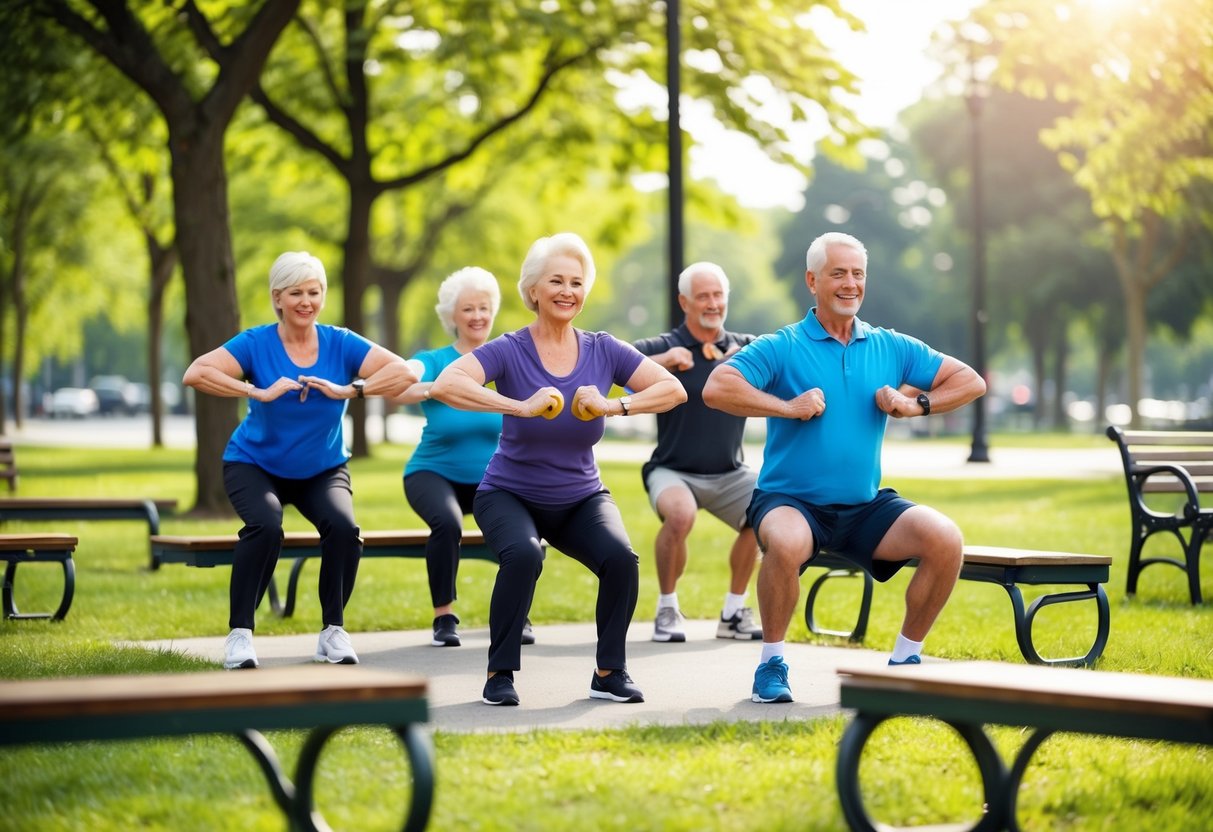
[839,661,1213,720]
[0,533,78,550]
[1117,430,1213,447]
[0,666,427,720]
[961,545,1111,567]
[152,528,484,551]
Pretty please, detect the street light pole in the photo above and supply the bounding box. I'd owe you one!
[666,0,684,330]
[966,72,990,463]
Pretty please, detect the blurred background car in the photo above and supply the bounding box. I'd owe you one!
[89,375,141,416]
[49,387,99,419]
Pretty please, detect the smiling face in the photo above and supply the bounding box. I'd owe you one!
[680,270,729,334]
[452,288,495,347]
[273,278,325,327]
[807,243,866,326]
[529,253,586,323]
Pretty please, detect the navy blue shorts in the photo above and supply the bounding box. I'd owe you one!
[745,487,915,582]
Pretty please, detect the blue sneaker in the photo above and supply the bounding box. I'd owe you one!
[888,655,921,666]
[751,656,793,703]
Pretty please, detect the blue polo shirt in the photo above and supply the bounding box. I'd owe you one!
[726,309,942,505]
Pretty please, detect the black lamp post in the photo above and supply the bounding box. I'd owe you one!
[666,0,684,329]
[966,54,990,463]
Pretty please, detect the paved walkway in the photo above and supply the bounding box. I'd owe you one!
[137,620,901,734]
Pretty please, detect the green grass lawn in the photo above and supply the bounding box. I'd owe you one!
[1,439,1210,831]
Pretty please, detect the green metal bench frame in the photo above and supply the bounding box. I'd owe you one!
[0,533,78,620]
[835,661,1213,832]
[0,666,434,832]
[802,545,1111,666]
[0,497,176,571]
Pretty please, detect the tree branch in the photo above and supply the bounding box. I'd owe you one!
[249,84,349,172]
[380,41,602,191]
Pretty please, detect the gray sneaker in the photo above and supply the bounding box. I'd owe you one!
[717,607,763,640]
[652,607,686,643]
[314,625,359,664]
[223,628,258,670]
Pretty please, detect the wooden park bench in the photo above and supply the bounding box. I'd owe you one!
[1106,426,1212,604]
[801,545,1112,666]
[152,529,505,618]
[0,497,177,571]
[0,665,434,832]
[835,660,1213,832]
[0,533,78,620]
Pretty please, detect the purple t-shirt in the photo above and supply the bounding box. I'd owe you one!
[473,327,644,504]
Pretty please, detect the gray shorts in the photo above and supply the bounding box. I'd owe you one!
[644,465,758,531]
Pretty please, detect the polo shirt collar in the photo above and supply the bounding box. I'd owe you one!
[675,321,728,350]
[800,307,871,343]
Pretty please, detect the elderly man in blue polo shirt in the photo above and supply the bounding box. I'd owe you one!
[703,231,986,703]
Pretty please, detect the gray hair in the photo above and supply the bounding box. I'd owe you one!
[269,251,327,320]
[517,232,596,312]
[805,232,867,274]
[678,261,730,299]
[434,266,501,335]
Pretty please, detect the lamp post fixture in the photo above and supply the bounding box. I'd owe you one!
[966,49,990,464]
[666,0,684,329]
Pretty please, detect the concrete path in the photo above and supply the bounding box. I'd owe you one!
[137,619,901,734]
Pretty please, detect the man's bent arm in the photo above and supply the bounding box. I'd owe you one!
[704,365,794,418]
[924,356,987,414]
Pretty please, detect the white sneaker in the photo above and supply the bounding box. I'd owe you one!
[717,607,763,640]
[314,625,359,664]
[652,607,686,643]
[224,628,258,670]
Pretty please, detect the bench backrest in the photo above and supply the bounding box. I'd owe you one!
[1106,426,1213,494]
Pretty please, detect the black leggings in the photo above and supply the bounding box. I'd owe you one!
[473,488,639,673]
[404,471,479,609]
[223,462,361,631]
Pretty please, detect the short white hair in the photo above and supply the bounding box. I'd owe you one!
[805,232,867,274]
[678,261,730,299]
[517,232,596,312]
[434,266,501,335]
[269,251,327,319]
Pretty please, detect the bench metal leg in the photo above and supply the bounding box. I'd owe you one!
[836,712,1007,831]
[280,557,308,618]
[1002,583,1109,667]
[144,499,164,570]
[239,725,435,832]
[1004,728,1053,832]
[803,568,873,642]
[3,558,75,621]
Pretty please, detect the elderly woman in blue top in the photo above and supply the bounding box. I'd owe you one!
[388,266,506,648]
[184,251,416,671]
[431,232,686,707]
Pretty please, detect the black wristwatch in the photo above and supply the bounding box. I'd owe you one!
[352,379,366,399]
[916,393,931,416]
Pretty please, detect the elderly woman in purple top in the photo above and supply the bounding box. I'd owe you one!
[431,232,686,706]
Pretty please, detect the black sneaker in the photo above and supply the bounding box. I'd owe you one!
[589,669,645,703]
[432,613,460,647]
[521,617,536,645]
[482,671,519,706]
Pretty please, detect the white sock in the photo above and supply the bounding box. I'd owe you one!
[891,633,924,663]
[760,641,785,664]
[657,592,679,612]
[722,592,747,619]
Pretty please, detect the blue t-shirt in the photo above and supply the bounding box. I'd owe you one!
[473,328,644,504]
[405,344,502,484]
[222,323,372,479]
[726,309,942,505]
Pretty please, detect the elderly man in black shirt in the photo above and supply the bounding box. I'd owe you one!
[633,262,762,643]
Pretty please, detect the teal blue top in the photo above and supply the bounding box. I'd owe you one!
[222,323,371,479]
[726,309,942,505]
[405,344,502,484]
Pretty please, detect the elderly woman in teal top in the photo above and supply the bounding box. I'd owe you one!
[389,267,506,648]
[184,251,415,671]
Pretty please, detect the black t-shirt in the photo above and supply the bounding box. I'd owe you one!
[633,323,756,484]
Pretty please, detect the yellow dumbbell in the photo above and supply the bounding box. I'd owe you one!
[573,394,598,421]
[541,389,564,419]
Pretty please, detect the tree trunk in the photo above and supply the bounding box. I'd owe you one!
[146,238,176,448]
[172,134,241,515]
[1051,323,1068,430]
[1031,341,1047,429]
[342,186,374,457]
[1122,278,1148,430]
